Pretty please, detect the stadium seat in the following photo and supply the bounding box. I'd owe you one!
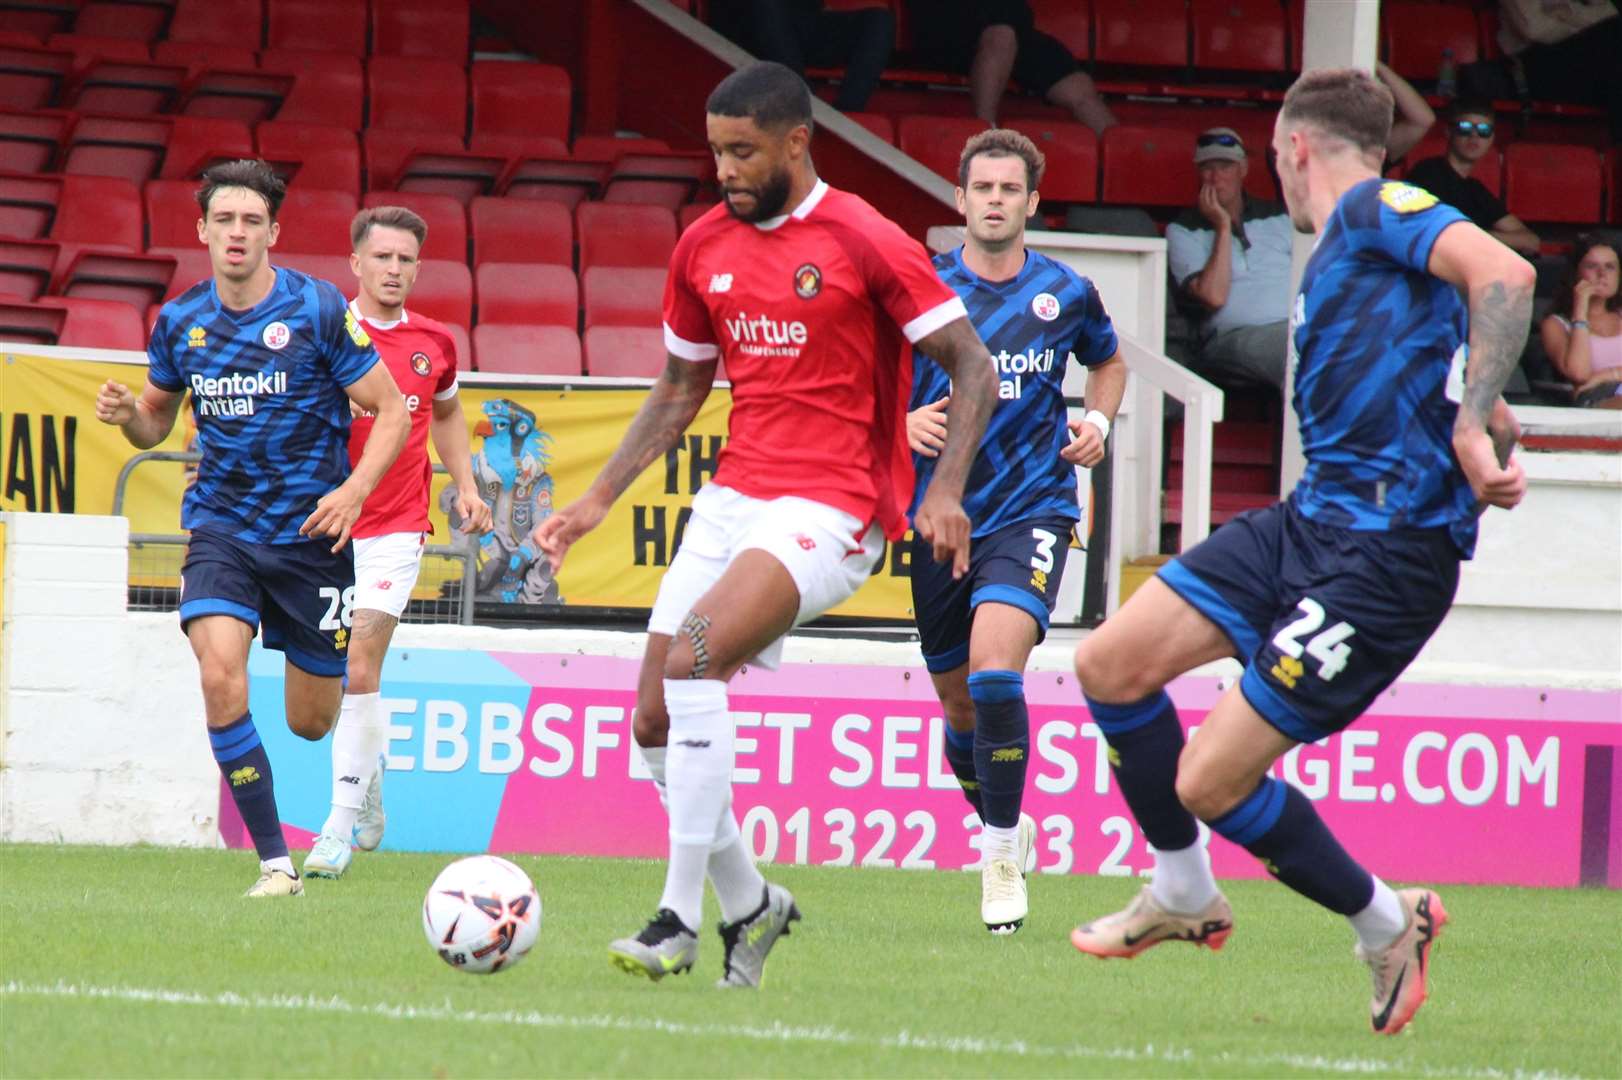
[1191,0,1287,74]
[1004,120,1098,203]
[65,59,187,115]
[603,153,712,210]
[36,294,146,348]
[471,60,570,143]
[150,41,259,76]
[257,121,361,192]
[0,4,71,38]
[144,179,203,248]
[897,115,990,186]
[362,128,464,191]
[570,134,670,162]
[1101,124,1197,206]
[843,112,894,144]
[257,50,363,130]
[361,190,467,262]
[267,0,367,55]
[57,248,177,310]
[53,173,141,249]
[581,265,664,330]
[73,2,170,42]
[1093,0,1188,70]
[178,68,296,126]
[166,0,264,48]
[271,251,352,287]
[678,202,715,233]
[399,257,471,326]
[149,245,214,299]
[473,323,582,375]
[392,149,506,204]
[0,172,62,238]
[1504,143,1604,224]
[466,132,570,162]
[442,318,471,370]
[371,0,470,64]
[582,324,665,377]
[272,187,360,255]
[500,155,607,210]
[0,299,67,344]
[0,237,60,300]
[61,115,168,184]
[1609,149,1622,226]
[1029,0,1091,61]
[367,56,467,136]
[0,31,44,49]
[0,45,75,109]
[475,261,576,327]
[45,33,150,71]
[470,196,572,267]
[576,203,676,272]
[161,116,255,179]
[0,109,69,172]
[1382,1,1479,83]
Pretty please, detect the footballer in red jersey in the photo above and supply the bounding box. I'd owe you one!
[303,206,492,881]
[534,62,1000,987]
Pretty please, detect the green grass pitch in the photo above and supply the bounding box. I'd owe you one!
[2,845,1618,1078]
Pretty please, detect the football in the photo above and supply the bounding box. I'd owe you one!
[421,855,542,974]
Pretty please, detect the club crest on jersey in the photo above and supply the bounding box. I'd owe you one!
[794,263,822,299]
[262,321,290,350]
[1032,292,1061,321]
[411,351,432,376]
[344,308,372,348]
[1378,182,1438,214]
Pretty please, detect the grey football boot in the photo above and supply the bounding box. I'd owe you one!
[608,908,698,980]
[715,883,801,988]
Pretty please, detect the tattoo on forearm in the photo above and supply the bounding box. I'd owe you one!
[596,358,713,499]
[1464,279,1534,427]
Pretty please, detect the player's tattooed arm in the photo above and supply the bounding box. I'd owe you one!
[1460,278,1535,429]
[912,315,997,576]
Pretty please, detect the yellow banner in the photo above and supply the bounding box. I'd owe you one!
[0,352,914,619]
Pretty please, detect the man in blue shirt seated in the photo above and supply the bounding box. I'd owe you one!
[1166,128,1295,391]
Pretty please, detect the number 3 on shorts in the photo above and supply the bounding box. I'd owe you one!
[1271,598,1356,681]
[318,585,356,631]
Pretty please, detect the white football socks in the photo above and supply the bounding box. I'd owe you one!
[1149,840,1220,915]
[981,823,1020,864]
[324,691,384,838]
[1349,876,1409,950]
[657,679,734,933]
[640,735,763,924]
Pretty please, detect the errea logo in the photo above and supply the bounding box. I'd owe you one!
[708,273,733,293]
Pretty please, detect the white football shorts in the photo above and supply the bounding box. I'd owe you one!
[352,531,426,619]
[647,484,884,670]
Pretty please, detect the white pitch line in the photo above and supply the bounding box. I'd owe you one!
[0,980,1590,1080]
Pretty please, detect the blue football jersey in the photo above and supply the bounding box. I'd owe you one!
[147,266,380,545]
[1290,178,1478,554]
[910,247,1118,537]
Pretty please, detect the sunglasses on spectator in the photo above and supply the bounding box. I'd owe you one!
[1197,133,1243,148]
[1452,120,1494,138]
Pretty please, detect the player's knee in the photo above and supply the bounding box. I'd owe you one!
[1073,640,1124,699]
[344,658,382,695]
[286,708,334,742]
[1174,746,1242,822]
[197,660,247,715]
[633,703,670,747]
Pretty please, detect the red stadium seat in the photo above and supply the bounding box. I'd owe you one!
[371,0,470,64]
[473,324,581,375]
[400,258,470,326]
[678,202,715,233]
[466,132,569,162]
[583,325,666,378]
[272,251,352,287]
[65,59,187,115]
[582,265,664,330]
[0,31,44,49]
[603,153,711,210]
[576,203,675,272]
[267,0,367,55]
[1504,143,1604,224]
[500,155,606,210]
[144,179,203,248]
[362,128,464,190]
[570,134,671,163]
[257,50,363,130]
[367,56,467,136]
[45,33,149,72]
[150,41,259,75]
[272,187,359,255]
[0,237,60,300]
[0,45,75,109]
[442,318,471,370]
[1191,0,1286,74]
[1094,0,1188,69]
[1609,149,1622,225]
[73,2,169,42]
[897,115,989,185]
[1383,1,1479,83]
[1004,120,1097,203]
[53,172,141,249]
[36,294,146,348]
[1029,0,1091,61]
[177,67,296,126]
[1101,124,1197,206]
[843,112,894,144]
[470,196,572,268]
[0,109,69,172]
[0,298,67,343]
[257,121,361,192]
[57,248,177,310]
[61,114,168,184]
[149,245,214,299]
[476,261,576,326]
[161,116,255,179]
[471,60,569,143]
[0,5,71,38]
[392,149,506,204]
[167,0,264,48]
[361,190,465,262]
[0,172,62,238]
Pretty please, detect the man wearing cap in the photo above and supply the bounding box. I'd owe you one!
[1166,128,1295,391]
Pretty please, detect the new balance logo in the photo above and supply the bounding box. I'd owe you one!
[229,766,260,787]
[708,273,733,293]
[991,748,1025,763]
[376,580,393,590]
[339,775,361,785]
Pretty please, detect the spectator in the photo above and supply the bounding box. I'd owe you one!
[1165,128,1293,391]
[1377,61,1436,163]
[710,0,893,112]
[1542,233,1622,408]
[905,0,1116,134]
[1498,0,1621,141]
[1404,102,1541,258]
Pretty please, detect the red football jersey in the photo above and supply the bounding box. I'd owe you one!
[662,181,965,539]
[347,303,460,539]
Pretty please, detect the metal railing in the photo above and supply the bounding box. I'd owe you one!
[114,450,476,624]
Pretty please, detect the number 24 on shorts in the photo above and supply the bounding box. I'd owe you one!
[1271,597,1356,686]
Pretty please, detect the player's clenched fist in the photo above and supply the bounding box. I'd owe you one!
[531,494,610,574]
[95,379,137,426]
[1061,416,1106,468]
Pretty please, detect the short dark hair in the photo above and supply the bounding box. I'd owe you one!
[351,205,428,251]
[196,159,286,218]
[958,128,1045,191]
[1447,99,1496,124]
[1280,67,1393,157]
[705,60,813,135]
[1553,232,1622,316]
